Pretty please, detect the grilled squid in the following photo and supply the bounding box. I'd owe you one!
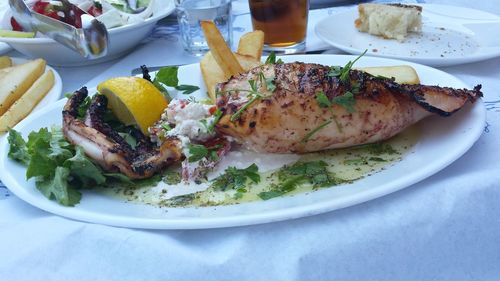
[62,87,182,179]
[216,62,482,153]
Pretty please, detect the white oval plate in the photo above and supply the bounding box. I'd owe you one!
[315,4,500,67]
[9,58,63,113]
[0,55,485,229]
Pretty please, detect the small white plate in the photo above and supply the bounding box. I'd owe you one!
[9,58,63,113]
[0,55,485,229]
[315,4,500,67]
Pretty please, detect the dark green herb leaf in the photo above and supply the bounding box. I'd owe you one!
[188,144,209,162]
[301,120,332,143]
[344,158,367,165]
[64,146,106,187]
[258,190,285,200]
[161,123,172,131]
[265,52,284,65]
[369,157,387,162]
[154,66,179,87]
[332,91,356,113]
[163,170,182,185]
[230,94,261,122]
[7,129,30,165]
[35,166,81,207]
[175,84,200,95]
[363,143,398,155]
[315,91,332,108]
[211,163,260,191]
[208,108,223,133]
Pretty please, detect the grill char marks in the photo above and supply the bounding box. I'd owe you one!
[62,89,182,179]
[215,62,482,153]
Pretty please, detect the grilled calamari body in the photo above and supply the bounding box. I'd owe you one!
[216,63,482,153]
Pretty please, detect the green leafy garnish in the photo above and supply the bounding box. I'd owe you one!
[187,144,209,162]
[163,170,182,185]
[315,91,332,108]
[362,143,398,155]
[258,161,346,200]
[208,108,223,133]
[265,51,284,65]
[230,72,276,122]
[332,91,356,113]
[153,66,200,95]
[175,84,200,95]
[187,143,221,162]
[328,49,368,83]
[7,129,30,165]
[301,120,332,143]
[7,127,160,206]
[211,164,260,192]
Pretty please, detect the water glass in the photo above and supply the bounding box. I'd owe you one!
[175,0,233,56]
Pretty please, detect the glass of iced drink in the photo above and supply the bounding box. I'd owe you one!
[175,0,233,56]
[249,0,309,53]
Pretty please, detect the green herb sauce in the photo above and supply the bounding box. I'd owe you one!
[101,127,417,207]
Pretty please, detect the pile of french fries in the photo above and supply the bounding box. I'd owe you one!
[199,21,420,102]
[0,56,54,132]
[200,21,265,101]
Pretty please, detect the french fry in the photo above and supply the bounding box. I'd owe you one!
[237,30,264,60]
[357,65,420,84]
[0,70,54,132]
[201,20,243,79]
[201,52,262,101]
[0,56,12,69]
[0,58,46,115]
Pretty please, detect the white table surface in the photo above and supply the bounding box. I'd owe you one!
[1,0,500,280]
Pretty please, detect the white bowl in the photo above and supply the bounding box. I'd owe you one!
[0,1,175,66]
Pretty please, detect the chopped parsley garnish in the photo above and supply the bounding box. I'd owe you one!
[163,170,182,185]
[208,108,223,133]
[362,143,399,155]
[332,91,356,113]
[211,163,260,192]
[153,66,200,96]
[229,72,276,122]
[265,51,284,65]
[301,120,332,143]
[258,161,346,200]
[187,144,209,162]
[187,143,222,163]
[315,91,332,108]
[328,49,368,83]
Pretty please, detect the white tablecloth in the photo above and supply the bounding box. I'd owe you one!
[1,1,500,280]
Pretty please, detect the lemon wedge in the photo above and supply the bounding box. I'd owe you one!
[97,77,168,135]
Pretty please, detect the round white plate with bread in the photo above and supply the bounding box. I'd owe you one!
[315,4,500,67]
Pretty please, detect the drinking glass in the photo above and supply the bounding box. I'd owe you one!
[175,0,233,56]
[248,0,309,54]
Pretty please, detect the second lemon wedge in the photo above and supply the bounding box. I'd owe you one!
[97,77,167,135]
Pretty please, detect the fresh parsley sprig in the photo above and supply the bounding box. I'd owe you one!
[153,66,200,96]
[328,49,368,83]
[228,72,277,122]
[211,163,260,192]
[301,120,333,143]
[265,51,284,65]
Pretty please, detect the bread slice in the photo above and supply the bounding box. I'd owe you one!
[355,3,422,41]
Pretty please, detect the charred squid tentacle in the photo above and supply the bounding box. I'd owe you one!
[62,88,182,179]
